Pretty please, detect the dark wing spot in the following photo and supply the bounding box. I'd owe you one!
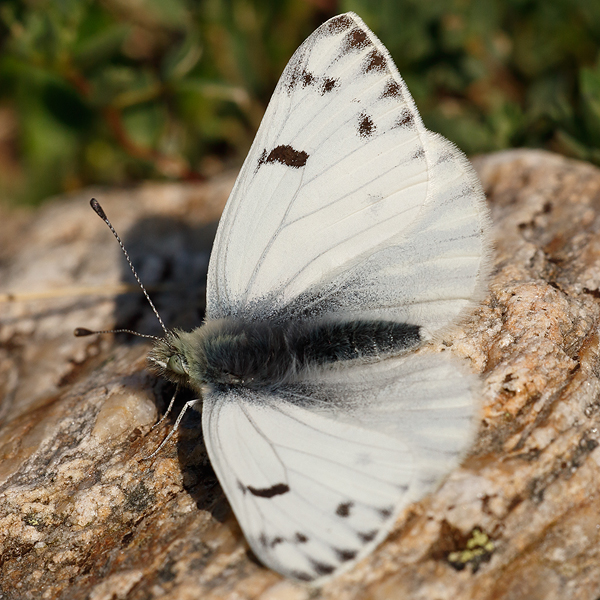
[257,149,268,169]
[365,49,386,72]
[321,77,338,94]
[284,66,299,93]
[336,501,353,517]
[412,147,425,160]
[334,548,358,562]
[358,530,378,543]
[258,145,309,169]
[270,536,284,547]
[259,533,268,547]
[247,483,290,498]
[395,110,415,129]
[358,113,375,138]
[382,80,402,99]
[324,14,354,35]
[295,532,308,543]
[291,571,314,582]
[379,506,394,519]
[310,560,336,576]
[284,55,314,94]
[237,480,247,494]
[302,70,315,87]
[343,27,370,53]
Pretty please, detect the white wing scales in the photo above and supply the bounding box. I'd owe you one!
[204,391,410,582]
[300,131,490,335]
[207,13,429,319]
[196,10,491,584]
[202,353,477,583]
[207,12,489,336]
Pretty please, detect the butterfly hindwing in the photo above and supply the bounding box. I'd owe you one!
[206,12,490,337]
[202,353,477,583]
[274,129,491,336]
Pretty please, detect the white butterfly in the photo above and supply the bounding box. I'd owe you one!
[147,12,491,584]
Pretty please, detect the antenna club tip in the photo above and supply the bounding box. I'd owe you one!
[74,327,95,337]
[89,198,107,220]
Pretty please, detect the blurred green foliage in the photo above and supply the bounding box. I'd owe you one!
[0,0,599,205]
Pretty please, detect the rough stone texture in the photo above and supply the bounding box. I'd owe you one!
[1,149,600,599]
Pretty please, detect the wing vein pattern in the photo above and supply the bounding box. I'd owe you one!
[207,14,490,334]
[202,353,479,583]
[197,11,491,584]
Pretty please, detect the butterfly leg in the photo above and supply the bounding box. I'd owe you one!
[150,384,180,431]
[143,398,200,460]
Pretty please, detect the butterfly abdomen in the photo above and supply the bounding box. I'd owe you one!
[290,319,421,367]
[197,318,421,389]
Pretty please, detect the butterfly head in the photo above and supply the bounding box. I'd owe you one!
[147,329,204,390]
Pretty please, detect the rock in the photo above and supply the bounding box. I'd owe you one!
[1,149,600,599]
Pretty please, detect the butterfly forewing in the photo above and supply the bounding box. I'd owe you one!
[202,388,411,583]
[208,13,432,320]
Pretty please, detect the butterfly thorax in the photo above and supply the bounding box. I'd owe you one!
[148,318,421,392]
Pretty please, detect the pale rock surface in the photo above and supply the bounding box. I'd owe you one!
[1,150,600,599]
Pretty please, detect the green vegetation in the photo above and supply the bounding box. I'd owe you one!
[0,0,599,205]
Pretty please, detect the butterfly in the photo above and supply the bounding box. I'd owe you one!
[143,11,490,584]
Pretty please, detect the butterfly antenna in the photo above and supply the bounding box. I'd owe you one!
[88,198,169,336]
[74,327,160,340]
